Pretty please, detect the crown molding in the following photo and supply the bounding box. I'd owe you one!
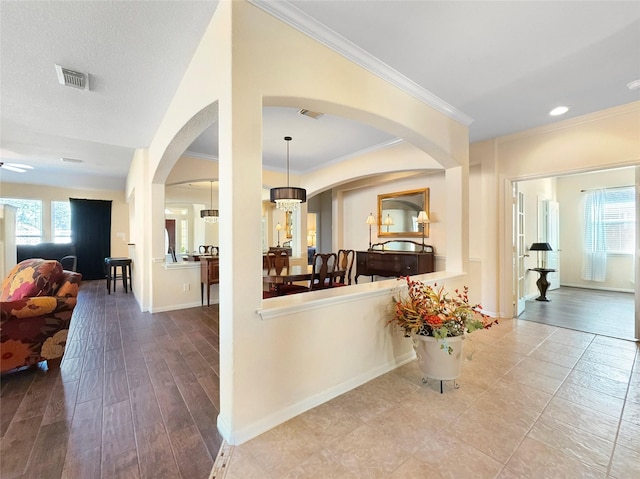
[248,0,474,127]
[497,100,640,144]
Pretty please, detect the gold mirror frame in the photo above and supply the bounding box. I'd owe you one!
[377,188,429,237]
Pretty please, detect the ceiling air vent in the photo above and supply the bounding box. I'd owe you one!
[298,109,324,119]
[60,157,83,164]
[55,64,90,90]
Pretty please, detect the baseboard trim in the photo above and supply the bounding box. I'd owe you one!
[219,350,416,446]
[559,283,635,294]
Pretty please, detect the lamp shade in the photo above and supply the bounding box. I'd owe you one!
[529,242,552,251]
[383,214,394,226]
[200,209,219,223]
[417,211,430,224]
[366,213,376,225]
[270,187,307,208]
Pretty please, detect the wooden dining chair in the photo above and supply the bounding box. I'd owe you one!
[266,250,308,295]
[310,252,337,291]
[334,249,355,286]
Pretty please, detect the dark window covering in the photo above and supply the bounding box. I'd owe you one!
[70,198,112,280]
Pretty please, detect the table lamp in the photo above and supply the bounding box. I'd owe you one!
[366,213,376,248]
[276,222,283,247]
[529,242,552,268]
[383,213,394,232]
[416,211,430,252]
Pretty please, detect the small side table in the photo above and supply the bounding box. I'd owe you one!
[529,268,556,302]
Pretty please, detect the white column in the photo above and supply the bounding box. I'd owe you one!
[445,164,469,274]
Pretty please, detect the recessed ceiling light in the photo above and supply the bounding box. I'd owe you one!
[549,106,569,116]
[627,79,640,91]
[60,157,83,163]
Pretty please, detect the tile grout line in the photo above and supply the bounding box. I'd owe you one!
[209,440,233,479]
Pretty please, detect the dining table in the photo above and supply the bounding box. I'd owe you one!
[263,264,346,296]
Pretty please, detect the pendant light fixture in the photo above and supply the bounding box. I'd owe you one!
[200,180,219,223]
[270,136,306,212]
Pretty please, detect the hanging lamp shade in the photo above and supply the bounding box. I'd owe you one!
[200,180,219,223]
[270,136,306,212]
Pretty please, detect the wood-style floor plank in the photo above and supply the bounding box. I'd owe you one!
[0,415,43,478]
[0,279,222,478]
[520,286,635,340]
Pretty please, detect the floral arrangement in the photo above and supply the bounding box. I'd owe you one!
[388,276,496,353]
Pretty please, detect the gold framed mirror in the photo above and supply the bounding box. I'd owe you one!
[377,188,429,237]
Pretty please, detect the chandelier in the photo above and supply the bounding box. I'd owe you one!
[270,136,306,212]
[200,180,219,223]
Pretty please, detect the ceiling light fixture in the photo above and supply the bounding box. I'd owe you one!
[0,162,33,173]
[60,157,83,163]
[200,180,219,223]
[627,79,640,91]
[549,106,569,116]
[270,136,307,212]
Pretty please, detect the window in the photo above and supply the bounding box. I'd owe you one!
[180,219,189,253]
[52,201,72,243]
[0,198,42,244]
[602,187,635,254]
[584,187,635,255]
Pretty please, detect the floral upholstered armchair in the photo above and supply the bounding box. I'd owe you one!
[1,258,82,373]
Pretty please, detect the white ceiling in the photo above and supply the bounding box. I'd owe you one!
[1,1,639,190]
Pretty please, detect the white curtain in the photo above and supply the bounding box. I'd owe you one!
[581,189,607,281]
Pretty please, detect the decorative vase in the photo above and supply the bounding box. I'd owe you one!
[412,335,464,381]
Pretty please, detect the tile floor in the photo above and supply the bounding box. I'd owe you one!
[220,319,640,479]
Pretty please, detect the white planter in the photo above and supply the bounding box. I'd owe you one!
[412,335,464,381]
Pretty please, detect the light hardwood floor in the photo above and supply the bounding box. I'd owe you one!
[519,286,636,341]
[0,279,222,479]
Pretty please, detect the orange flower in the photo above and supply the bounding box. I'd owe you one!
[425,314,443,327]
[1,339,32,371]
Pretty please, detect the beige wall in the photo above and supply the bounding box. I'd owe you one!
[0,182,130,258]
[471,101,640,319]
[127,0,469,446]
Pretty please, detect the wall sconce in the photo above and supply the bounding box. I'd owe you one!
[366,213,376,249]
[529,242,552,269]
[275,222,283,247]
[416,211,430,252]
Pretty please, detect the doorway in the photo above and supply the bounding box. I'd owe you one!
[513,167,638,341]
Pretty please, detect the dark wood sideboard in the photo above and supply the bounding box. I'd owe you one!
[200,256,220,306]
[355,243,434,283]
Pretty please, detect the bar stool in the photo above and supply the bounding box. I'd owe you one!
[105,257,133,294]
